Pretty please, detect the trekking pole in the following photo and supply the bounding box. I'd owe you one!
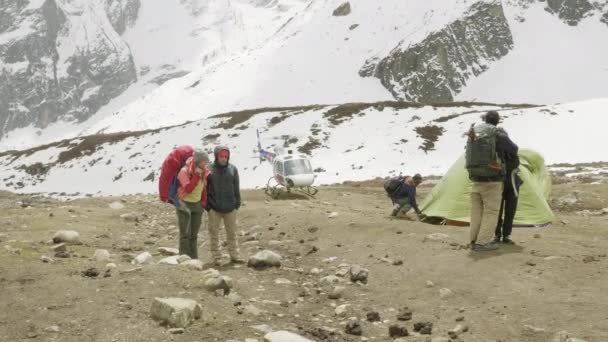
[496,191,506,233]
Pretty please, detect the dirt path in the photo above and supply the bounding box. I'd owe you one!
[0,184,607,342]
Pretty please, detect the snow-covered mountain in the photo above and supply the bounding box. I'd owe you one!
[1,0,607,151]
[0,98,605,196]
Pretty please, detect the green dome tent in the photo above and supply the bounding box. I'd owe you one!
[419,149,553,227]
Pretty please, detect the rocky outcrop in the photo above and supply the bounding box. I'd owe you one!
[544,0,595,26]
[0,0,139,136]
[360,1,513,102]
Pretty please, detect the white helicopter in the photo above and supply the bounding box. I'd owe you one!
[256,129,319,199]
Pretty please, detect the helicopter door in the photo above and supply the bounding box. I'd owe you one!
[274,160,285,185]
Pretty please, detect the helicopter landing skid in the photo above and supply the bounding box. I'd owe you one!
[265,177,318,199]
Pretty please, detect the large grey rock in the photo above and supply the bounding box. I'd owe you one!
[93,249,111,262]
[131,252,153,265]
[0,0,139,137]
[150,297,202,328]
[264,331,313,342]
[349,264,369,283]
[360,1,513,102]
[248,250,282,269]
[158,256,180,265]
[52,230,80,244]
[204,276,233,294]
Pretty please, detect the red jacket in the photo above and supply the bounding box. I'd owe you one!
[159,145,194,202]
[177,157,210,208]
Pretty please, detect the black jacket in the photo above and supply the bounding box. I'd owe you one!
[207,147,241,213]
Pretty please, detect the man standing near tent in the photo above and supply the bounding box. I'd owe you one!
[386,174,423,217]
[465,111,518,251]
[206,146,244,266]
[494,128,523,244]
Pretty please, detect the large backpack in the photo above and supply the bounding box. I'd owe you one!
[383,176,404,197]
[465,123,503,178]
[159,146,194,207]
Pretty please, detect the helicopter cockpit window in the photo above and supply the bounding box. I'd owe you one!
[284,159,312,176]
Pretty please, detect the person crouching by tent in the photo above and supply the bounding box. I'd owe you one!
[385,174,423,218]
[175,149,210,259]
[465,111,518,252]
[494,127,523,245]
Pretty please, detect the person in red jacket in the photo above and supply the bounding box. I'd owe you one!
[175,149,210,259]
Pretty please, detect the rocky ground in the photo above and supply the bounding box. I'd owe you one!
[1,180,607,342]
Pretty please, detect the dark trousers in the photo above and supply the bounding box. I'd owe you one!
[176,201,203,259]
[495,172,522,238]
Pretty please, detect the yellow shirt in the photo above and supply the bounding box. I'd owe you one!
[183,178,204,203]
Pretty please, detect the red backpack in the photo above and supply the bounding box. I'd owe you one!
[159,145,194,206]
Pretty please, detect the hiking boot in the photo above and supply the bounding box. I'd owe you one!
[472,242,500,252]
[390,209,399,217]
[493,236,501,244]
[502,237,515,244]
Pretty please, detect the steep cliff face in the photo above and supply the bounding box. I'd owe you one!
[0,0,139,135]
[360,1,513,102]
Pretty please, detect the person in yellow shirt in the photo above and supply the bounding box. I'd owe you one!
[176,149,210,259]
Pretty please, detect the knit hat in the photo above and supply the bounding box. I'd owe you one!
[193,149,209,163]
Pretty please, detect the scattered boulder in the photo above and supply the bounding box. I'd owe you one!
[397,307,413,321]
[204,275,233,295]
[439,288,453,299]
[310,268,322,275]
[389,324,409,337]
[252,324,274,334]
[448,324,465,338]
[51,243,67,253]
[182,259,204,271]
[393,259,404,266]
[244,304,263,317]
[168,328,185,334]
[321,275,342,284]
[55,251,70,258]
[414,322,433,335]
[177,255,191,263]
[335,304,349,316]
[264,330,314,342]
[333,2,351,16]
[335,264,351,277]
[82,267,100,278]
[44,326,60,333]
[106,263,117,269]
[345,319,362,336]
[274,278,292,285]
[328,212,339,218]
[158,247,179,256]
[367,311,381,322]
[158,256,180,265]
[248,250,282,269]
[426,280,435,288]
[93,249,111,262]
[109,202,125,210]
[52,230,80,244]
[150,297,202,328]
[328,286,346,300]
[349,264,369,283]
[41,256,54,263]
[132,252,153,265]
[120,213,139,222]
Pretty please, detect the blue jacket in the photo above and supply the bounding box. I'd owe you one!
[392,183,420,213]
